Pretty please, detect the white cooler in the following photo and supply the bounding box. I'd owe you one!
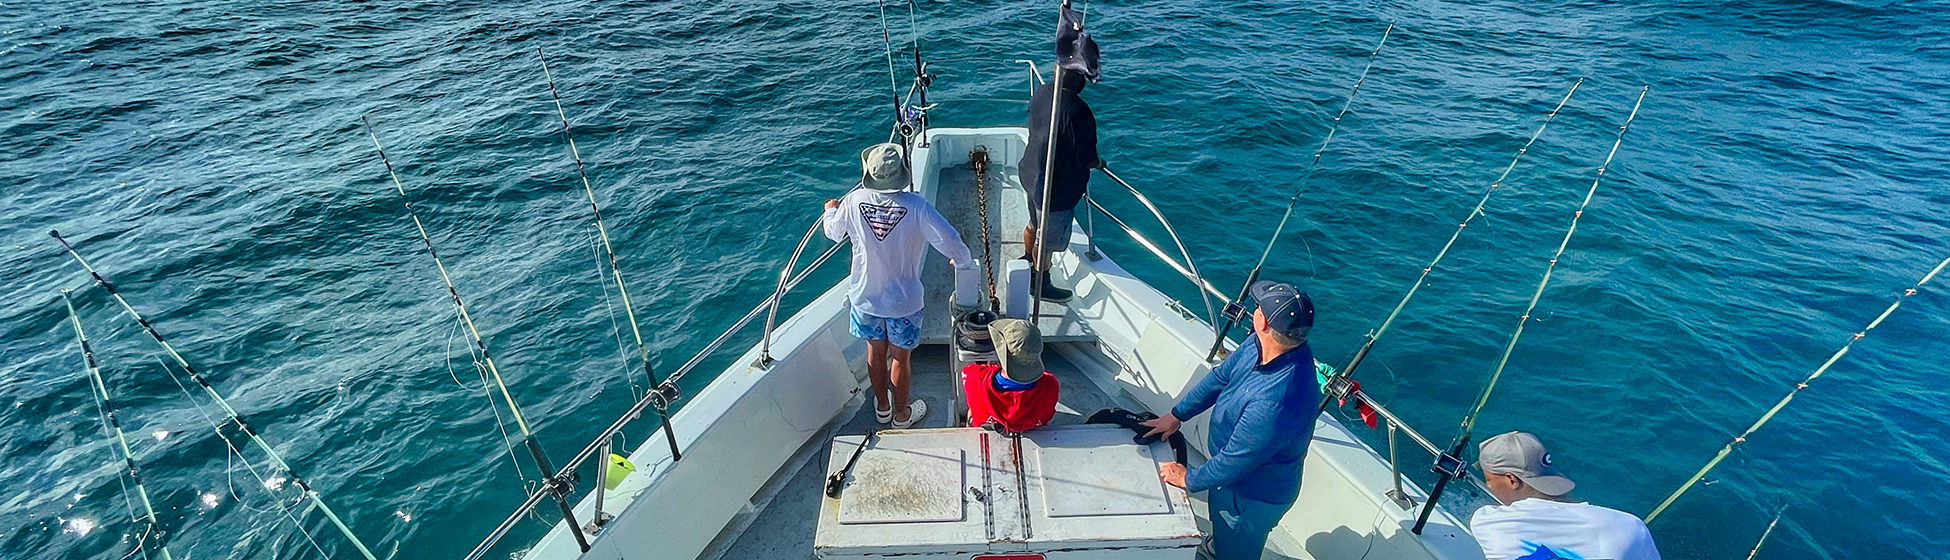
[814,425,1201,560]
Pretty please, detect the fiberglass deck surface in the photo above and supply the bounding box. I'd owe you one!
[920,162,1093,344]
[714,345,1135,559]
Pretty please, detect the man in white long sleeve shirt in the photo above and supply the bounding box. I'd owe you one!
[822,143,975,428]
[1470,431,1662,560]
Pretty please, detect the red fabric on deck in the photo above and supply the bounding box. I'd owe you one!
[962,363,1060,433]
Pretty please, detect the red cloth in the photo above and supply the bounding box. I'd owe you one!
[962,364,1060,433]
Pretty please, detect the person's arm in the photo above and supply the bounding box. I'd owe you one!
[1169,352,1235,421]
[1182,399,1284,493]
[822,195,849,243]
[917,202,975,269]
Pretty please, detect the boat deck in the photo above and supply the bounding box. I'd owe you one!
[707,342,1294,559]
[920,161,1095,344]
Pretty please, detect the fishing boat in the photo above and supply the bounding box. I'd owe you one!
[55,3,1941,560]
[472,12,1493,553]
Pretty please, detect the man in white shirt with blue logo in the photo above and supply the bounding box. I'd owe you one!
[1470,431,1662,560]
[822,142,975,429]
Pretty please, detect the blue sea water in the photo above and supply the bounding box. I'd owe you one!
[3,0,1947,558]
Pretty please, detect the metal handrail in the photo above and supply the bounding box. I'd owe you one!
[1095,164,1217,326]
[1334,388,1498,503]
[763,219,827,364]
[1084,197,1232,307]
[464,238,847,560]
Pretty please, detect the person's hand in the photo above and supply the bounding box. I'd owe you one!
[1141,412,1180,438]
[1158,462,1188,488]
[823,199,840,211]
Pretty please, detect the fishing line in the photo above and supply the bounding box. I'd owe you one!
[444,307,530,483]
[1412,86,1650,535]
[876,0,903,124]
[63,291,175,560]
[1205,22,1395,361]
[1645,251,1950,522]
[363,116,593,552]
[1321,79,1583,407]
[50,231,379,560]
[589,228,640,400]
[537,48,683,461]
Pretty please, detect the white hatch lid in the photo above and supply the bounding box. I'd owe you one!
[836,447,967,524]
[1038,444,1172,518]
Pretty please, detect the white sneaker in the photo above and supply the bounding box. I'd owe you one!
[891,400,929,429]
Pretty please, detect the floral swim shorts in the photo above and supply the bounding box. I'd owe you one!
[848,307,925,350]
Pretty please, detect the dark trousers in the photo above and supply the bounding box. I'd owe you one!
[1209,487,1294,560]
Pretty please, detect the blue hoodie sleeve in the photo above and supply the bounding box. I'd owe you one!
[1170,360,1229,421]
[1183,399,1283,493]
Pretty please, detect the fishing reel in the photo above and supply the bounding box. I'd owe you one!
[648,381,681,411]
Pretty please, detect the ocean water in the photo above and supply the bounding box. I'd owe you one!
[3,0,1947,558]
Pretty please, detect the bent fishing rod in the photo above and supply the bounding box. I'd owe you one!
[49,231,380,560]
[63,291,176,560]
[1412,86,1649,535]
[1205,21,1395,361]
[1318,78,1584,411]
[1644,251,1950,523]
[537,48,682,462]
[363,116,594,553]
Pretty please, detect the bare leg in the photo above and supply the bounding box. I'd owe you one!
[889,345,915,423]
[867,339,891,414]
[1022,225,1038,266]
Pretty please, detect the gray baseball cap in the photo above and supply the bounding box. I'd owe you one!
[1478,431,1575,496]
[859,143,910,192]
[989,318,1045,384]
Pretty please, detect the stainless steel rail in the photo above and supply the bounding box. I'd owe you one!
[464,238,847,560]
[1096,164,1217,325]
[1083,197,1232,306]
[1333,387,1497,505]
[762,219,827,364]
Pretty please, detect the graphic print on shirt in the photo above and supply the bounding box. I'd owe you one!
[1516,541,1580,560]
[859,202,908,241]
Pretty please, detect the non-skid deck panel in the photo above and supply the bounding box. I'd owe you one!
[717,345,1133,559]
[921,162,1094,344]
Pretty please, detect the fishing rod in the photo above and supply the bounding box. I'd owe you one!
[1644,252,1950,522]
[1745,505,1789,560]
[62,290,175,560]
[1318,79,1584,411]
[48,231,379,560]
[362,116,593,553]
[1412,86,1650,535]
[537,48,683,463]
[1204,22,1395,361]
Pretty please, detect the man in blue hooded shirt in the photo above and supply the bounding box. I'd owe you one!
[1144,280,1318,560]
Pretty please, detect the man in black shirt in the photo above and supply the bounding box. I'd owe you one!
[1020,3,1100,303]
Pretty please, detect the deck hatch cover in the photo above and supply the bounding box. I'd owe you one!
[836,447,967,524]
[1036,444,1172,518]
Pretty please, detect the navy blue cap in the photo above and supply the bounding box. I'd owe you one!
[1249,280,1315,341]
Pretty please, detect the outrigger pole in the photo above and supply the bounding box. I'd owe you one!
[1318,78,1584,411]
[362,117,593,553]
[62,291,175,560]
[1204,22,1394,361]
[537,48,683,463]
[1412,86,1649,534]
[1644,252,1950,522]
[48,231,379,560]
[1029,0,1073,320]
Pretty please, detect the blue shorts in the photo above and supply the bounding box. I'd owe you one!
[849,308,924,350]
